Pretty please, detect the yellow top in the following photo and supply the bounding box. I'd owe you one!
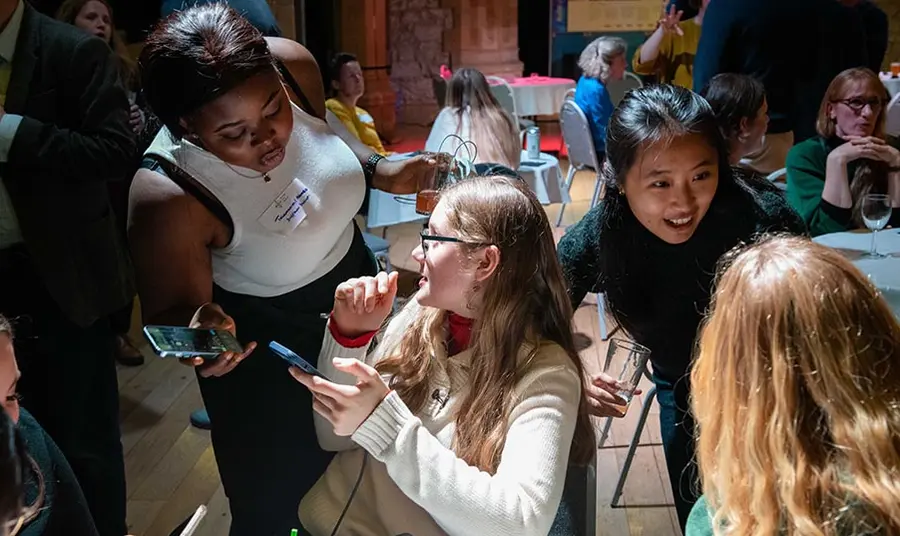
[632,19,701,89]
[325,98,388,155]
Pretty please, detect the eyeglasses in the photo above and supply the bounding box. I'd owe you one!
[833,97,886,114]
[419,231,491,256]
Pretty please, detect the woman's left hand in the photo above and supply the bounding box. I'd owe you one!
[869,141,900,169]
[291,357,391,436]
[372,154,437,195]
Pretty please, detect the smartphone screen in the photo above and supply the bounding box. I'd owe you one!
[143,326,243,358]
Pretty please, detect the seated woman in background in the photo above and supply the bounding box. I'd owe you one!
[0,315,100,535]
[688,236,900,535]
[557,85,804,530]
[700,73,775,183]
[632,0,708,88]
[325,53,389,156]
[293,177,595,536]
[425,68,521,169]
[575,36,627,159]
[786,67,900,236]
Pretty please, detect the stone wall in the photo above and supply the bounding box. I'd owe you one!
[388,0,453,125]
[872,0,899,70]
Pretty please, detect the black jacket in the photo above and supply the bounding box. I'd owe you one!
[0,4,135,326]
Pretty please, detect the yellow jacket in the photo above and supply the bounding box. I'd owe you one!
[632,19,701,89]
[325,98,388,155]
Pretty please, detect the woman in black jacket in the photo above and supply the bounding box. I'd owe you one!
[557,84,805,530]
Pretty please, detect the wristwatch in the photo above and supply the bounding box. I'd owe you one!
[363,153,385,186]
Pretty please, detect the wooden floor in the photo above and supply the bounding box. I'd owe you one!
[120,167,682,536]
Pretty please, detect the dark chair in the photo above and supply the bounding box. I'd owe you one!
[548,457,597,536]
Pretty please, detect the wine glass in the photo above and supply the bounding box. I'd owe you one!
[862,194,892,258]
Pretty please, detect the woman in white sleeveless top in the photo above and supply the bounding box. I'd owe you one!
[127,5,432,535]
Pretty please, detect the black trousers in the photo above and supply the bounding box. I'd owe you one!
[0,245,126,536]
[199,228,376,536]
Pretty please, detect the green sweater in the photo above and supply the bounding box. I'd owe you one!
[786,136,900,237]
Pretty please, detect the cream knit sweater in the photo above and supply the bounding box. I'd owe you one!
[298,302,583,536]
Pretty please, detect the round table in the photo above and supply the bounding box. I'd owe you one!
[814,230,900,312]
[507,77,576,116]
[517,151,570,205]
[881,72,900,98]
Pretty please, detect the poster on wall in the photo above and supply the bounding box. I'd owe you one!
[566,0,660,33]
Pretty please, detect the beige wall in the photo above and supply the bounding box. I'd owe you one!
[267,0,295,40]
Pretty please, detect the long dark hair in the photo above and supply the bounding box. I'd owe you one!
[139,3,276,138]
[596,85,749,343]
[700,73,765,148]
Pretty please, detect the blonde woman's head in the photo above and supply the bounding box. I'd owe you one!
[693,235,900,535]
[578,36,627,83]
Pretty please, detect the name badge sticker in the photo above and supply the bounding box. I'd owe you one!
[257,178,311,234]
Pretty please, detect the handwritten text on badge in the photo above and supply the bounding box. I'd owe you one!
[258,178,311,234]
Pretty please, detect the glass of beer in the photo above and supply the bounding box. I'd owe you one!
[891,62,900,77]
[603,339,651,415]
[416,152,452,216]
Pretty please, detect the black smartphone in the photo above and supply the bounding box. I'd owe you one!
[269,341,329,380]
[143,325,243,359]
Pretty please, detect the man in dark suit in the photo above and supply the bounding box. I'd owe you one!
[0,0,135,534]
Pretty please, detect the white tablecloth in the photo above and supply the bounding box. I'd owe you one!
[509,77,576,116]
[517,151,570,205]
[814,230,900,311]
[365,153,429,229]
[881,73,900,98]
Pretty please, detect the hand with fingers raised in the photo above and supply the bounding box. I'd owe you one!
[331,271,399,338]
[184,303,257,378]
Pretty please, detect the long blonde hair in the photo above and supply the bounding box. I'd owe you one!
[446,68,521,169]
[693,236,900,535]
[56,0,138,90]
[375,177,595,472]
[816,68,891,227]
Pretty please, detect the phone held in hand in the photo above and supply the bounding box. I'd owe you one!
[143,325,244,359]
[269,341,329,380]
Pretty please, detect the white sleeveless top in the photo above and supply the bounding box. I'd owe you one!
[146,103,365,298]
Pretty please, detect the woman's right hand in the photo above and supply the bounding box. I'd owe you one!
[186,303,257,378]
[585,372,642,418]
[331,272,399,338]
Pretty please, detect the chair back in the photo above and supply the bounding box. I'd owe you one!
[486,76,519,119]
[560,99,601,173]
[606,72,643,107]
[886,92,900,138]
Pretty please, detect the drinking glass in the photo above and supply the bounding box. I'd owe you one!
[891,62,900,77]
[862,194,892,258]
[415,152,452,216]
[602,339,651,415]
